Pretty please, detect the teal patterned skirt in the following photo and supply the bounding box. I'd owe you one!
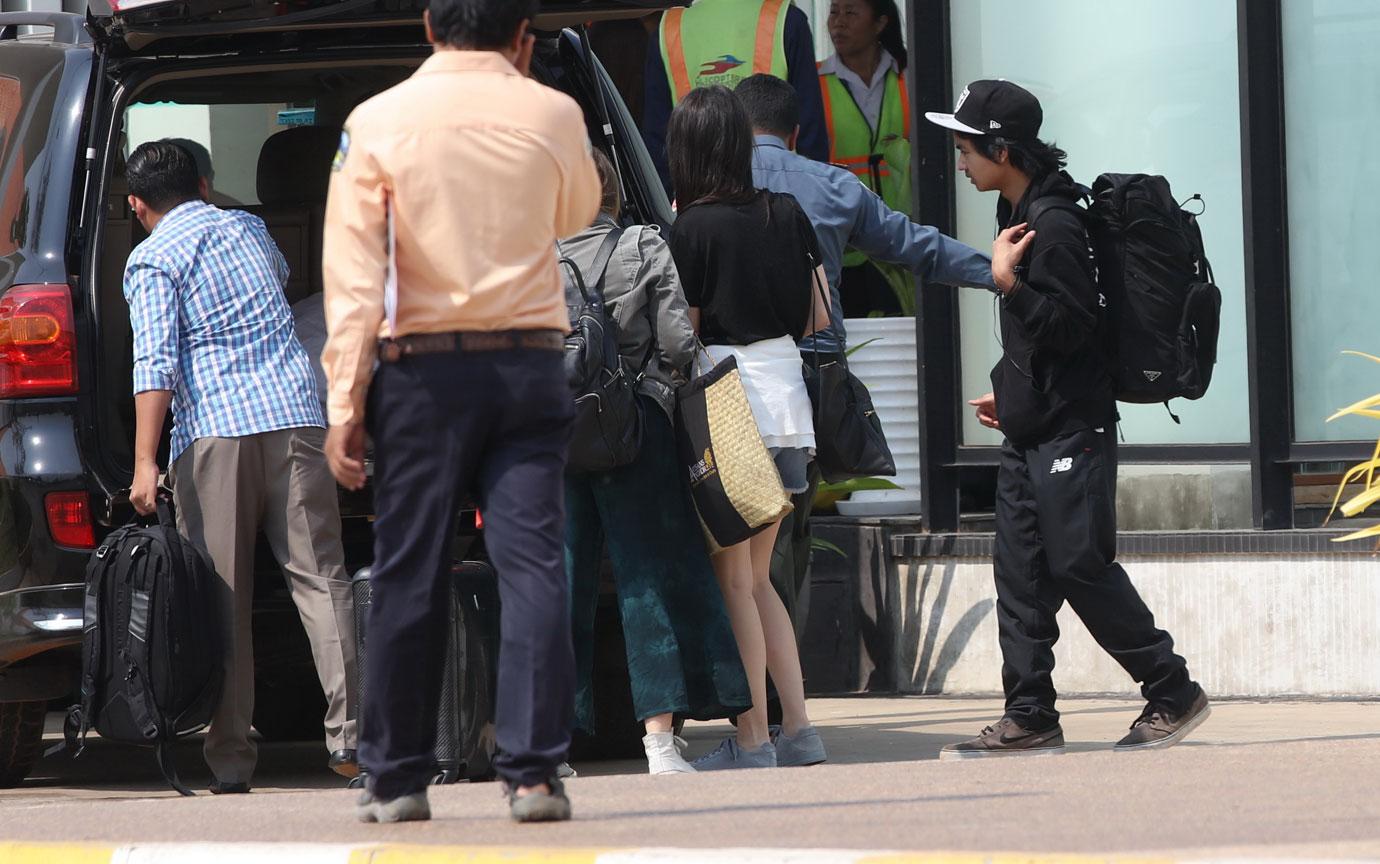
[566,397,751,730]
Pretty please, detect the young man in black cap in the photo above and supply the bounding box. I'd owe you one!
[925,79,1210,758]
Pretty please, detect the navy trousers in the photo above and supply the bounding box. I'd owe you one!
[361,347,575,796]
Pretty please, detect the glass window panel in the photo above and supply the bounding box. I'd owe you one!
[126,101,306,206]
[1283,0,1380,442]
[949,0,1247,445]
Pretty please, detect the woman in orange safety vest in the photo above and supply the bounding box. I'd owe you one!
[819,0,914,317]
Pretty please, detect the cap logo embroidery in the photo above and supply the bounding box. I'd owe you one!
[989,120,1003,130]
[954,86,970,112]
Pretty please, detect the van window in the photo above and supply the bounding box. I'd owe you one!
[0,44,82,276]
[125,100,315,206]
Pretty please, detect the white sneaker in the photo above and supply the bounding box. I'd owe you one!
[643,732,696,775]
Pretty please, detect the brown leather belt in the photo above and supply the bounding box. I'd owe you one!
[378,330,564,362]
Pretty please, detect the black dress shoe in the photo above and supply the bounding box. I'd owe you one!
[329,748,360,779]
[209,779,251,795]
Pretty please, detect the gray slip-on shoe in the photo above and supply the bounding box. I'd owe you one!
[692,736,777,771]
[357,789,431,823]
[772,725,827,767]
[508,777,572,823]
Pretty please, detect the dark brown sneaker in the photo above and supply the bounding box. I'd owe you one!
[1115,690,1210,751]
[939,717,1066,761]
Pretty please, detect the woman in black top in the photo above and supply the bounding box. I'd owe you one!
[666,85,831,771]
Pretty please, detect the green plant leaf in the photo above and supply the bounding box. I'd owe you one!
[1326,357,1380,531]
[818,477,903,494]
[1325,446,1380,525]
[1342,350,1380,366]
[1341,484,1380,518]
[844,337,883,358]
[1331,522,1380,543]
[809,537,848,558]
[1326,392,1380,423]
[812,476,904,514]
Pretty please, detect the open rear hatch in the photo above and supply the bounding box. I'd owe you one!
[88,0,674,53]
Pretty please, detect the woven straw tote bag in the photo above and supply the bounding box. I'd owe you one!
[675,349,792,551]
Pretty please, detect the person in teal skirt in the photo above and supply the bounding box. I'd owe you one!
[560,149,751,775]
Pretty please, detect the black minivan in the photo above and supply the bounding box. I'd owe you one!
[0,0,674,787]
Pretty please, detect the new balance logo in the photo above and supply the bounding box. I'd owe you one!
[1143,370,1162,382]
[1050,458,1073,474]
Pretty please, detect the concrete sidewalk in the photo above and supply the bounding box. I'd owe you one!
[1,697,1377,862]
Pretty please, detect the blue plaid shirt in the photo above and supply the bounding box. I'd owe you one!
[124,200,324,464]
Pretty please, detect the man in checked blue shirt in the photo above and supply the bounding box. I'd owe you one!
[123,141,359,793]
[735,75,996,616]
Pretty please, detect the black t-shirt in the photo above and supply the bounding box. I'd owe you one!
[668,190,820,346]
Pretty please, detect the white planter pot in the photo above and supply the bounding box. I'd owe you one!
[841,318,921,498]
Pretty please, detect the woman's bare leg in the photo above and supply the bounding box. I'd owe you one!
[710,540,770,749]
[749,519,810,737]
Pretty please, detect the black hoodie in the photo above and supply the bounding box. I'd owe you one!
[991,170,1116,446]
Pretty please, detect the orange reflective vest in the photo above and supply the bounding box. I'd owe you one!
[660,0,790,105]
[818,63,912,216]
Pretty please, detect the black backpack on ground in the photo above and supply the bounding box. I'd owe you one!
[561,227,651,473]
[1028,173,1221,420]
[67,500,222,796]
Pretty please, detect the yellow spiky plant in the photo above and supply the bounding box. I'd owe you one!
[1326,351,1380,547]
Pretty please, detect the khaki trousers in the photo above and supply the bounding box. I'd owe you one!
[172,426,357,784]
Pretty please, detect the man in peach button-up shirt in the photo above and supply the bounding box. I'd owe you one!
[321,0,599,826]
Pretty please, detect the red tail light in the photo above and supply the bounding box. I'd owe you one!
[0,284,78,398]
[45,491,96,549]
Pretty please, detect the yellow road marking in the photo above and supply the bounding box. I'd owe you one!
[0,843,117,864]
[350,847,606,864]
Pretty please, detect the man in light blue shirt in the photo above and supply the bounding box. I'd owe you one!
[123,140,358,791]
[737,73,996,357]
[736,74,994,622]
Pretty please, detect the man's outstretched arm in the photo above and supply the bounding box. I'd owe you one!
[849,183,997,291]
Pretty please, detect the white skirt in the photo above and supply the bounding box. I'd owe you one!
[701,336,815,452]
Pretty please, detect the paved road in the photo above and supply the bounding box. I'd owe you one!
[2,697,1377,859]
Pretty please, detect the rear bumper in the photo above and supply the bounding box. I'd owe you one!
[0,583,83,702]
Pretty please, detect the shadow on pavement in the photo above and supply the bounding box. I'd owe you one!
[590,790,1043,822]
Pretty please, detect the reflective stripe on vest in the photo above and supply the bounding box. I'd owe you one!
[661,0,790,105]
[818,66,913,215]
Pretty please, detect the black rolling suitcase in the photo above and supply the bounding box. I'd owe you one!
[352,561,499,784]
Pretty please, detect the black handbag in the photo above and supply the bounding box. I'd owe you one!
[800,252,897,484]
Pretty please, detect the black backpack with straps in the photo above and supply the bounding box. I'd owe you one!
[67,500,222,796]
[560,227,653,473]
[1027,173,1222,420]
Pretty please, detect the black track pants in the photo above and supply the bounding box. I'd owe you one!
[993,424,1199,731]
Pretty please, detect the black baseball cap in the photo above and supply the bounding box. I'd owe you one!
[924,79,1043,140]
